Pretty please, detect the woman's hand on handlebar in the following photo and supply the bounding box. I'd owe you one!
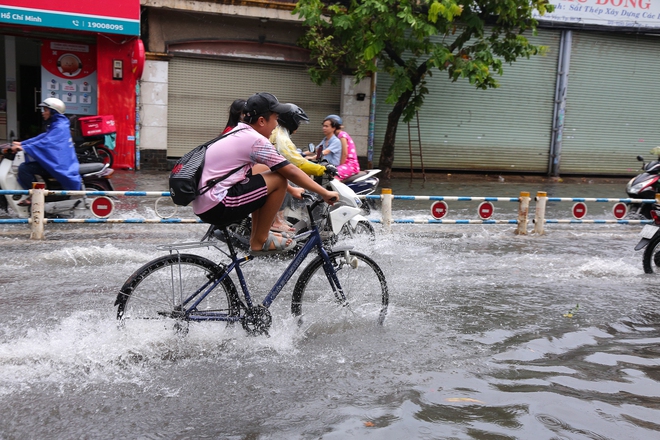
[10,141,22,153]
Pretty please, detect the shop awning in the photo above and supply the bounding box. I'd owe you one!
[0,0,140,36]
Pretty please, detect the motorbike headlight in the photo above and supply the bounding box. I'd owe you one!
[629,177,656,194]
[354,197,362,207]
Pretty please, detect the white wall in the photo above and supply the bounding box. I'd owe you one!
[339,75,372,158]
[138,59,168,153]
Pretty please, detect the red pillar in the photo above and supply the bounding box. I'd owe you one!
[96,37,143,169]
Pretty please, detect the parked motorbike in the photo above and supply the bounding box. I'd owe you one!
[626,147,660,219]
[202,167,375,251]
[635,202,660,273]
[0,146,115,219]
[74,134,114,167]
[69,114,115,167]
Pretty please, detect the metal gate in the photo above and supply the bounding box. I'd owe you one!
[167,56,341,157]
[373,29,561,173]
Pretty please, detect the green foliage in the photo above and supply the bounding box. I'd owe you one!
[294,0,554,118]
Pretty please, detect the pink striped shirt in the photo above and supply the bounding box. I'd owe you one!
[193,123,288,214]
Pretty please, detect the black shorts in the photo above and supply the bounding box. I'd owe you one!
[198,173,268,226]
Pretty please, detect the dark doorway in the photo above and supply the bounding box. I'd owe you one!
[18,65,42,140]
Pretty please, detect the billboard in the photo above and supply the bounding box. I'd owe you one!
[0,0,139,35]
[41,40,97,115]
[534,0,660,29]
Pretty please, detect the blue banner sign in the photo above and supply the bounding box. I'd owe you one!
[0,5,140,36]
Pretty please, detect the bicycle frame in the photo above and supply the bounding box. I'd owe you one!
[166,197,347,323]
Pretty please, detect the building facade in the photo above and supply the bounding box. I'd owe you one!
[138,0,372,170]
[0,0,144,169]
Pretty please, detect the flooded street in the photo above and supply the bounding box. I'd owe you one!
[1,171,659,439]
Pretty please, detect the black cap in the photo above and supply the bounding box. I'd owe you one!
[244,92,290,122]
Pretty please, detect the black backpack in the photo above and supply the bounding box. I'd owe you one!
[169,129,245,206]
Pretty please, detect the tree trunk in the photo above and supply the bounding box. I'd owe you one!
[377,60,427,182]
[378,90,412,181]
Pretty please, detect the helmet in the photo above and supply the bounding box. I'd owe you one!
[324,114,343,126]
[38,98,66,114]
[278,103,310,133]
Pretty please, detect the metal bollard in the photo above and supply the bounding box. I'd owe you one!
[381,188,393,233]
[515,191,530,235]
[533,191,547,235]
[30,187,46,239]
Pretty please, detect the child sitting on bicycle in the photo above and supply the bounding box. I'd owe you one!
[193,92,338,256]
[269,103,334,234]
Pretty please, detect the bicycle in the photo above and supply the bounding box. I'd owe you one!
[114,195,389,336]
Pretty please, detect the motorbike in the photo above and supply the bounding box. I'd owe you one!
[202,167,376,251]
[626,146,660,219]
[635,202,660,273]
[341,168,380,215]
[74,134,114,167]
[69,115,115,167]
[0,146,115,219]
[303,142,380,214]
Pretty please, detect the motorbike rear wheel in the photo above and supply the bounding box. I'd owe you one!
[642,234,660,273]
[95,146,114,167]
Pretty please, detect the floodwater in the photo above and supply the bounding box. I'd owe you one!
[1,171,660,439]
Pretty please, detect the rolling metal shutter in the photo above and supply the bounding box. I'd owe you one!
[373,29,561,173]
[560,32,660,175]
[168,56,340,157]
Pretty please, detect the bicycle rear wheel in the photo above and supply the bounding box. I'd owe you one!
[115,254,240,326]
[292,250,388,329]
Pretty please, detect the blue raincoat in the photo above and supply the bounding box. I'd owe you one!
[21,113,81,190]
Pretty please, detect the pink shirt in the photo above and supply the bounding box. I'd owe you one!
[193,123,288,214]
[336,131,360,180]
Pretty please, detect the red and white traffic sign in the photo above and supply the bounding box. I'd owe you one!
[572,202,587,219]
[91,196,114,218]
[612,202,628,219]
[477,201,494,219]
[431,201,448,219]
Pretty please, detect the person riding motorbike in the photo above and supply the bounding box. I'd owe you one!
[325,114,360,181]
[9,98,81,204]
[305,115,342,166]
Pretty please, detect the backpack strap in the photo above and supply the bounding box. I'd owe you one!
[198,128,248,195]
[199,164,244,195]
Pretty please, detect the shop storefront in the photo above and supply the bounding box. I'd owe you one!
[0,1,143,169]
[373,0,660,176]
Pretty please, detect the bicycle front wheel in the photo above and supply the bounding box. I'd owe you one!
[115,254,240,325]
[292,250,388,328]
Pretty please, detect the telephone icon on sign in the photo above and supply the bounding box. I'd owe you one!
[72,20,79,26]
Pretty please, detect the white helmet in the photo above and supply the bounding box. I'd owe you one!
[39,98,66,114]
